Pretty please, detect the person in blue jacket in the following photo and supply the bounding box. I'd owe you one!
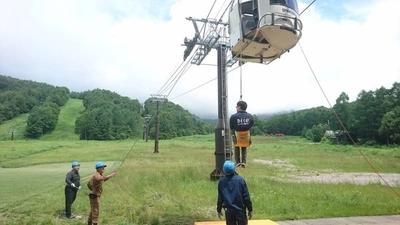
[230,101,254,167]
[217,160,253,225]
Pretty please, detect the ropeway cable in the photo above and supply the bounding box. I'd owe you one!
[298,42,400,198]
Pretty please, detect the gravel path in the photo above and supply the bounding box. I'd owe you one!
[254,159,400,186]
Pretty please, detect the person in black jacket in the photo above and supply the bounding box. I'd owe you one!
[230,101,254,167]
[217,160,253,225]
[65,161,81,219]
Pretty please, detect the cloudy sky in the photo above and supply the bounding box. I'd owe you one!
[1,0,399,119]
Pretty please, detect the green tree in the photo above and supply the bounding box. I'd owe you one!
[251,115,265,135]
[0,75,69,126]
[352,90,381,143]
[331,92,350,131]
[144,99,213,140]
[379,106,400,145]
[306,124,329,142]
[25,107,45,138]
[390,82,400,108]
[24,103,60,138]
[75,89,144,140]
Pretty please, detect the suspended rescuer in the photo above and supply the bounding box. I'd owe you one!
[65,161,81,219]
[87,161,116,225]
[229,100,254,167]
[217,160,253,225]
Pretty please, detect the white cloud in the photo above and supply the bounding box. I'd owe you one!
[0,0,399,118]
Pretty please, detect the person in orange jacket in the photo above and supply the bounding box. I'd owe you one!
[87,161,115,225]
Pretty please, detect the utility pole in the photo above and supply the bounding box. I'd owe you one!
[144,114,152,142]
[151,94,167,153]
[143,120,146,140]
[8,129,17,141]
[182,17,234,180]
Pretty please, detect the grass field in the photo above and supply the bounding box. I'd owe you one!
[1,136,400,225]
[0,99,400,225]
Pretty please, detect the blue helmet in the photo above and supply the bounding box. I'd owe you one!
[223,160,235,175]
[95,161,107,169]
[71,161,80,167]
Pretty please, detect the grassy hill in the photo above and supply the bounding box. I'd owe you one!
[0,113,28,141]
[0,98,84,141]
[40,98,84,141]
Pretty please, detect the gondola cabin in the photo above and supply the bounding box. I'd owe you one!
[229,0,303,63]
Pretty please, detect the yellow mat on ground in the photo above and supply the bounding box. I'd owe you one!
[194,220,279,225]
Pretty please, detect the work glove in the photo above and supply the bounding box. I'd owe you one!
[217,212,223,220]
[71,183,76,188]
[110,172,116,177]
[248,211,253,220]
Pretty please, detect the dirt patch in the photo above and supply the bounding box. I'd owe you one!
[254,158,296,171]
[254,159,400,186]
[284,172,400,186]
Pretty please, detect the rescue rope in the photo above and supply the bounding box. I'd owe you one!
[77,138,140,195]
[239,61,243,101]
[298,42,400,198]
[115,138,140,172]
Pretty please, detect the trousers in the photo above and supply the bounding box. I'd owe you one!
[88,195,100,224]
[225,208,248,225]
[234,147,247,164]
[65,185,77,217]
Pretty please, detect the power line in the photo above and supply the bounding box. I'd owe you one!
[157,1,232,99]
[159,0,319,103]
[300,0,317,15]
[170,64,241,101]
[170,0,317,100]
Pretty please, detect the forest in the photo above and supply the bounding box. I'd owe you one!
[1,75,399,145]
[257,83,400,145]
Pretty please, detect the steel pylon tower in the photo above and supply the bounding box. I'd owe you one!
[182,17,234,180]
[150,94,167,153]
